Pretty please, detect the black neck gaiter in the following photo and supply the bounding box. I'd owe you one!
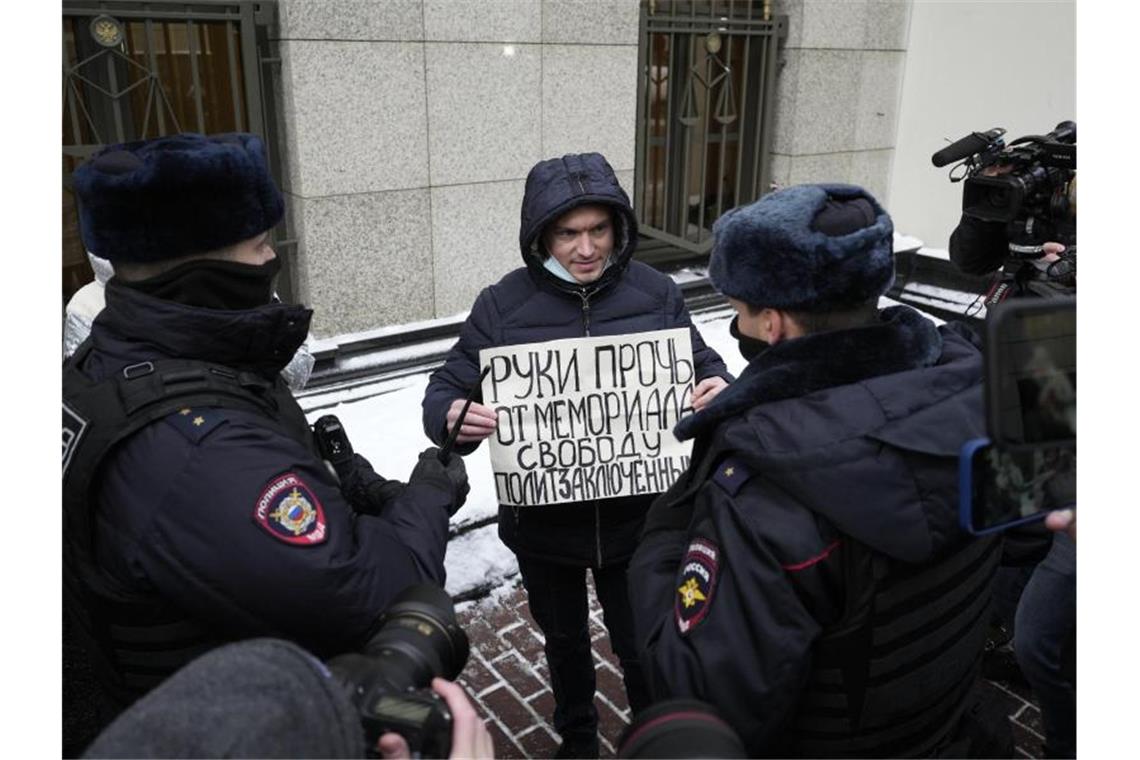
[730,314,770,362]
[122,257,282,310]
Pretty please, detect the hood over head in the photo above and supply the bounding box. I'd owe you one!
[518,153,638,292]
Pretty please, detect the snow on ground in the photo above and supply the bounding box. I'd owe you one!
[299,307,743,596]
[298,297,943,597]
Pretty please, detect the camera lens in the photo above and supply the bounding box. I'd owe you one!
[326,584,469,758]
[617,699,747,758]
[362,584,470,691]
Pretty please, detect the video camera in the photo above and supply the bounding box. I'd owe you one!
[934,121,1077,299]
[326,584,470,758]
[958,297,1076,535]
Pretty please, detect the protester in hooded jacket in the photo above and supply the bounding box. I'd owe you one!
[422,152,732,758]
[629,184,1004,758]
[63,133,468,752]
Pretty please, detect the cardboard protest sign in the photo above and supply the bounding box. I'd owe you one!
[479,328,695,507]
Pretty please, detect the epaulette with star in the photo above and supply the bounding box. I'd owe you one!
[710,456,753,496]
[164,406,227,443]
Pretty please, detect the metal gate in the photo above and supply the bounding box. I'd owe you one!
[634,0,786,259]
[62,0,287,301]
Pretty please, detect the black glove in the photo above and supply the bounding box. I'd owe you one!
[410,447,470,515]
[339,454,408,516]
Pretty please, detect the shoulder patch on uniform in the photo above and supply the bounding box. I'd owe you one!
[165,406,227,443]
[675,538,719,635]
[710,456,752,496]
[253,472,328,546]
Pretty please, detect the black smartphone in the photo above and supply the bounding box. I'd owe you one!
[959,437,1076,535]
[985,297,1076,447]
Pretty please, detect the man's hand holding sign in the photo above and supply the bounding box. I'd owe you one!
[445,357,725,448]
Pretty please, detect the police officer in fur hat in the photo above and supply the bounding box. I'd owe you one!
[628,184,1007,757]
[62,133,468,750]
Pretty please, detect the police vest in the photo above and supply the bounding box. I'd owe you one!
[62,339,315,708]
[789,529,1000,758]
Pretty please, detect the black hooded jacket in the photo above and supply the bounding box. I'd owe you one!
[422,153,731,566]
[629,308,996,756]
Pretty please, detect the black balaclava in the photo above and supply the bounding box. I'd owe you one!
[121,256,282,311]
[730,313,770,362]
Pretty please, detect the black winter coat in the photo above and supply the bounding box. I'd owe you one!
[422,153,731,567]
[75,281,453,658]
[630,307,994,755]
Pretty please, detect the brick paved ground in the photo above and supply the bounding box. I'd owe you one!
[455,577,1048,759]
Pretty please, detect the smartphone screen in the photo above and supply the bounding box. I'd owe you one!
[986,298,1076,446]
[962,439,1076,534]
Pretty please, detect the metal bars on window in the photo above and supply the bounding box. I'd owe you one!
[61,1,284,301]
[634,1,786,256]
[62,1,268,158]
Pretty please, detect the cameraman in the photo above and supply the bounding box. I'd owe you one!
[947,154,1078,756]
[82,638,494,759]
[948,164,1070,275]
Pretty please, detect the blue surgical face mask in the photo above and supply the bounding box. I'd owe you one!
[543,255,579,283]
[542,253,615,284]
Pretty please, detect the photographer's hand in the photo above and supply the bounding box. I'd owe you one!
[376,679,494,759]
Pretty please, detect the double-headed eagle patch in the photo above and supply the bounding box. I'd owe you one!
[675,538,719,634]
[254,472,328,546]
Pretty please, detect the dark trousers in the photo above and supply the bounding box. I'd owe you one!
[516,555,652,741]
[1014,533,1076,758]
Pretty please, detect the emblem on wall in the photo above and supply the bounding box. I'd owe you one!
[90,15,125,49]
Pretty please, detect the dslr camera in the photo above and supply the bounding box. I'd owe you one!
[326,584,470,758]
[934,121,1076,300]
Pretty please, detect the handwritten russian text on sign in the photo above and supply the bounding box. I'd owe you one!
[479,328,695,507]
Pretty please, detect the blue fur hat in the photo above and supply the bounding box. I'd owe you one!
[73,132,284,264]
[708,183,894,311]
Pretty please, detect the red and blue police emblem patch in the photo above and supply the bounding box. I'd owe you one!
[254,473,328,546]
[675,538,719,635]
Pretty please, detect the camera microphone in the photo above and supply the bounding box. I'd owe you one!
[931,128,1006,167]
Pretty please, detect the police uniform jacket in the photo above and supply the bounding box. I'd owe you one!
[422,153,731,567]
[629,306,997,757]
[77,280,453,659]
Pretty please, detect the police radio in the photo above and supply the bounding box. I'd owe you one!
[313,414,355,469]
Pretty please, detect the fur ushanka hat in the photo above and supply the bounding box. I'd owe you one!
[708,183,895,312]
[73,132,284,265]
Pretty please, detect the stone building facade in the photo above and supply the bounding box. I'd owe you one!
[272,0,913,338]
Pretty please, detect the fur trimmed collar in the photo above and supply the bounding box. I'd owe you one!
[675,305,942,441]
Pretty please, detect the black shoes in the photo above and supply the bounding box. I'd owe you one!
[555,734,600,759]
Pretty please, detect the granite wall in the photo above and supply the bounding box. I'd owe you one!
[274,0,910,338]
[767,0,911,204]
[275,0,639,337]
